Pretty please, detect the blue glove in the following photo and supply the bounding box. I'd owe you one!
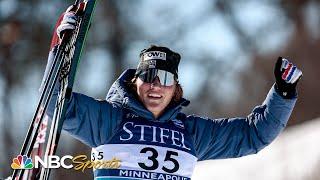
[274,57,302,99]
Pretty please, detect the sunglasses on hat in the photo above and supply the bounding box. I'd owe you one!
[138,69,176,86]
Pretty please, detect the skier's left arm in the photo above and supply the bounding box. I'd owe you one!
[184,57,302,160]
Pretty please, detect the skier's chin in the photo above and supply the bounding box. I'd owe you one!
[145,101,165,112]
[146,101,163,109]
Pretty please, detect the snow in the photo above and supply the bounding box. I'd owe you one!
[192,118,320,180]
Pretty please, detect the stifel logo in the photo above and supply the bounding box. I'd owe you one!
[11,155,33,169]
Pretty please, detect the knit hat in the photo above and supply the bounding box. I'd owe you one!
[135,45,181,80]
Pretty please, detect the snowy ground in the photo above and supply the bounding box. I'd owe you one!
[192,118,320,180]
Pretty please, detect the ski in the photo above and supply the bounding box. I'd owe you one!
[11,0,98,179]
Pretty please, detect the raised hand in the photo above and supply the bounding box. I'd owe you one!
[274,57,302,98]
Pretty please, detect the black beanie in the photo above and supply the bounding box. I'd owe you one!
[135,45,181,79]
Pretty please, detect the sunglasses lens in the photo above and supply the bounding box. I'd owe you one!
[138,69,175,86]
[157,70,174,86]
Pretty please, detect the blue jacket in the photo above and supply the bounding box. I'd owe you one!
[43,48,297,179]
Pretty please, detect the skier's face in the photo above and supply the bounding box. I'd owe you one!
[136,77,176,119]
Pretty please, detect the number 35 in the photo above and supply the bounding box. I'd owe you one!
[138,147,179,173]
[91,152,103,161]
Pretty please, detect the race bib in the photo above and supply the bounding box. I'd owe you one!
[91,114,198,180]
[92,144,197,179]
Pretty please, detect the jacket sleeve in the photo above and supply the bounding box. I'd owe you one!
[184,85,297,161]
[41,46,121,148]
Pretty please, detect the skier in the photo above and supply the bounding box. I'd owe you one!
[43,9,302,180]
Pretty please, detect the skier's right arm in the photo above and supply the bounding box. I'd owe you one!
[40,9,121,148]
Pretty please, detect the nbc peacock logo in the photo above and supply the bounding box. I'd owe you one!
[11,155,34,169]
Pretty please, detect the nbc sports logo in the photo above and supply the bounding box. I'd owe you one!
[11,155,33,169]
